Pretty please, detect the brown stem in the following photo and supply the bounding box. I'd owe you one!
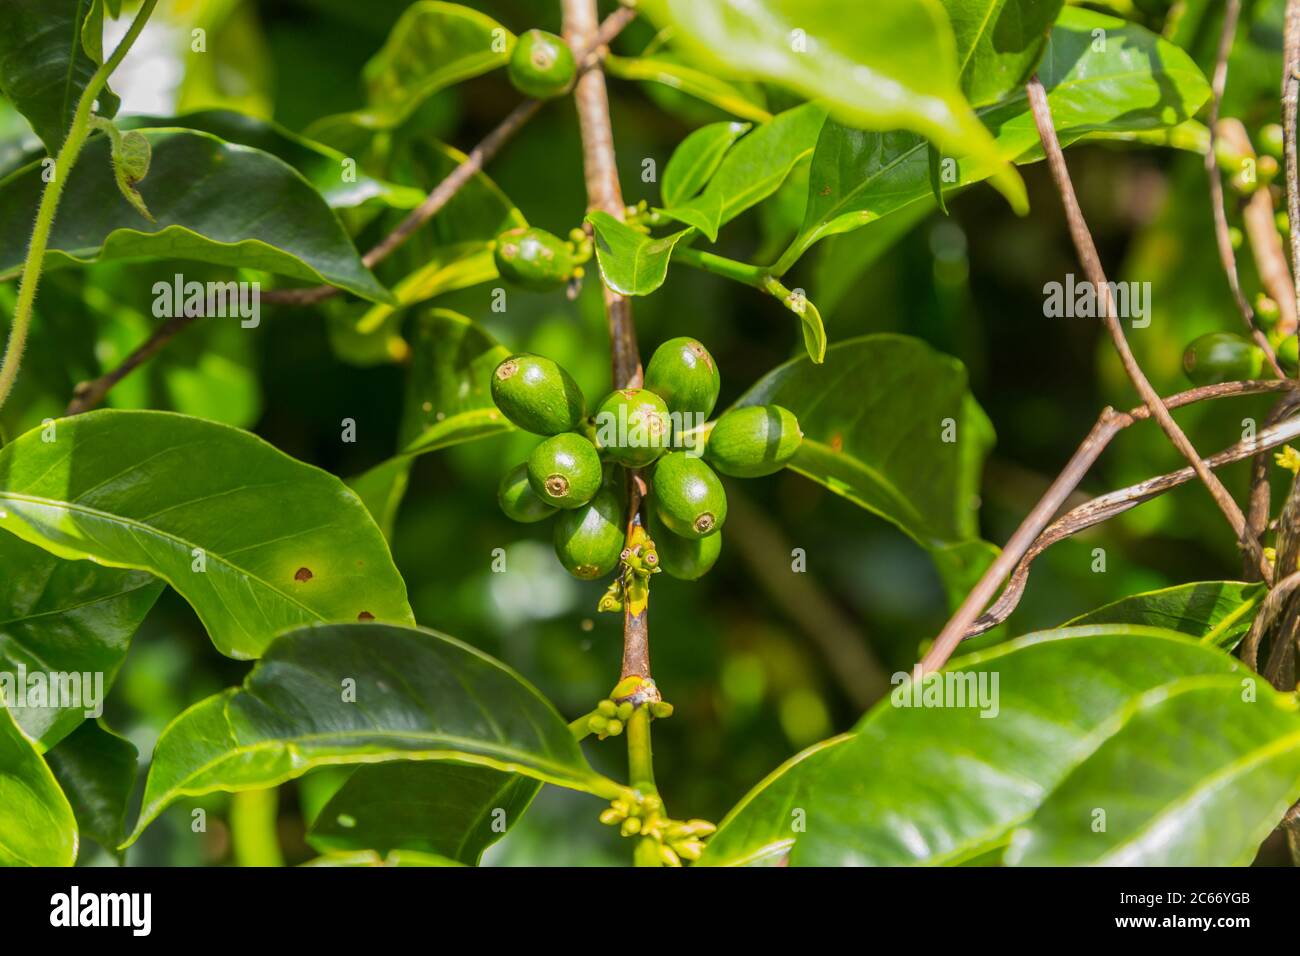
[1026,76,1269,581]
[921,378,1298,671]
[564,0,647,681]
[64,7,638,415]
[1283,0,1300,326]
[1206,4,1289,371]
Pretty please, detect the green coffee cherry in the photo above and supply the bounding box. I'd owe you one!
[644,337,721,419]
[498,462,557,523]
[1256,294,1281,330]
[649,508,721,580]
[653,452,727,539]
[1260,123,1285,160]
[1182,332,1265,386]
[553,487,625,579]
[508,30,576,99]
[705,404,803,478]
[528,433,603,509]
[493,227,575,292]
[1276,334,1298,372]
[593,388,671,467]
[492,353,586,435]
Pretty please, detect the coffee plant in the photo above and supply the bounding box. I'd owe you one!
[1,0,1300,872]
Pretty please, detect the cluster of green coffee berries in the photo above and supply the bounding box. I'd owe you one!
[491,337,803,584]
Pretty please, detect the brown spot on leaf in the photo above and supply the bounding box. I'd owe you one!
[294,567,313,582]
[830,433,844,453]
[357,611,375,621]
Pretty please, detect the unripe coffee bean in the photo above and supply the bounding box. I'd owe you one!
[492,353,586,434]
[528,433,603,509]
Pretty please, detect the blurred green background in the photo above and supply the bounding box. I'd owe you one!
[1,0,1291,865]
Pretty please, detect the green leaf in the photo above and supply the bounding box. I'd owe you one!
[774,8,1210,273]
[1007,677,1300,866]
[587,212,692,296]
[308,762,540,864]
[347,457,412,543]
[0,531,162,749]
[660,103,826,242]
[0,409,414,660]
[45,719,136,858]
[0,129,392,303]
[945,0,1065,107]
[661,121,752,209]
[126,622,621,846]
[0,701,76,865]
[698,734,851,866]
[789,627,1250,866]
[121,109,426,210]
[732,335,991,579]
[604,54,773,125]
[638,0,1025,212]
[1066,581,1266,651]
[305,1,514,142]
[0,0,119,155]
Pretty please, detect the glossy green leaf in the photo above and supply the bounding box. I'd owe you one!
[1007,677,1300,866]
[774,9,1210,273]
[46,719,136,857]
[0,129,391,302]
[639,0,1025,211]
[699,734,851,866]
[587,212,692,296]
[305,1,513,142]
[604,54,772,125]
[0,531,162,748]
[126,623,620,845]
[400,309,514,454]
[0,0,118,155]
[1067,581,1266,650]
[732,335,992,581]
[661,121,752,209]
[660,103,826,242]
[0,702,76,865]
[945,0,1064,107]
[790,627,1250,866]
[0,409,414,660]
[121,109,425,210]
[308,762,540,864]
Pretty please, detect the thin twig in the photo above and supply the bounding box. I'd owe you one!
[63,6,638,416]
[1026,75,1269,581]
[1206,4,1287,374]
[921,378,1298,671]
[1283,0,1300,325]
[564,0,647,683]
[968,409,1300,638]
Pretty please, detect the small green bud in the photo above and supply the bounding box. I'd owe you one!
[705,404,803,477]
[528,433,603,509]
[653,452,727,539]
[491,353,586,434]
[659,844,681,867]
[597,699,618,717]
[621,817,642,837]
[588,714,609,734]
[674,840,704,862]
[605,718,624,736]
[508,29,576,99]
[651,701,674,719]
[554,486,625,579]
[599,807,623,826]
[616,701,634,720]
